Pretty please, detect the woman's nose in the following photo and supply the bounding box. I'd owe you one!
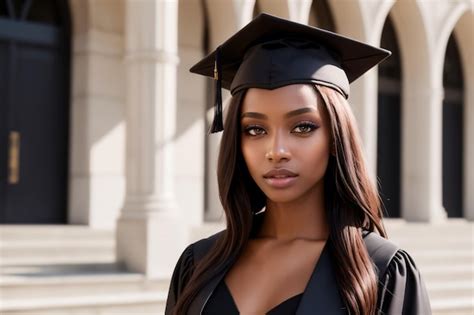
[265,130,291,162]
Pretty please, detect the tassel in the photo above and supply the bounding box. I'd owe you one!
[209,46,224,133]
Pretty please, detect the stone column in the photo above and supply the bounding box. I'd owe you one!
[455,12,474,220]
[258,0,312,23]
[68,0,126,229]
[116,0,185,278]
[465,75,474,221]
[326,0,381,178]
[204,0,256,221]
[175,0,207,226]
[465,74,474,221]
[402,87,446,222]
[348,73,379,177]
[383,0,448,222]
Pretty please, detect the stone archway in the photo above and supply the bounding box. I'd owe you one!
[389,1,443,221]
[308,0,335,31]
[327,0,394,176]
[257,0,312,23]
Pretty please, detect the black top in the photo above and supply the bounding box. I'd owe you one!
[165,230,432,314]
[203,280,303,315]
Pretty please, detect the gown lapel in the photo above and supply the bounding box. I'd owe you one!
[295,239,347,314]
[189,258,235,315]
[190,237,347,314]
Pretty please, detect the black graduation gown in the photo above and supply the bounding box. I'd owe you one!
[165,230,432,315]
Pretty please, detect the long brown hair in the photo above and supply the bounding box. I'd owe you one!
[173,84,387,315]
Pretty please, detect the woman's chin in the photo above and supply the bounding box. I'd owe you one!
[263,190,300,204]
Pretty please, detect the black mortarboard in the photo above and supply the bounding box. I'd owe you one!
[190,13,391,133]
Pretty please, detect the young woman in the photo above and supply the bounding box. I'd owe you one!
[165,13,431,315]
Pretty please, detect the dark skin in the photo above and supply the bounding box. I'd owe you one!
[224,84,332,314]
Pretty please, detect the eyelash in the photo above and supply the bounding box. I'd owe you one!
[293,121,318,134]
[243,121,318,136]
[243,125,264,136]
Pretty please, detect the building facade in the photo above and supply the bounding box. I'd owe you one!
[0,0,472,277]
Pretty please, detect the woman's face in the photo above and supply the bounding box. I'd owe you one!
[240,84,332,204]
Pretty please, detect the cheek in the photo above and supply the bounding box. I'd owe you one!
[241,140,261,176]
[300,139,331,176]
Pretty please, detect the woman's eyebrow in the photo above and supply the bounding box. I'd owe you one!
[285,107,316,118]
[241,112,267,120]
[241,107,316,120]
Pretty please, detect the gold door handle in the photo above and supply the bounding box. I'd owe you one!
[8,131,20,184]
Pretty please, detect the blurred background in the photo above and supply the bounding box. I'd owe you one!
[0,0,472,314]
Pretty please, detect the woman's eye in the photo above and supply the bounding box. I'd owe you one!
[292,122,317,134]
[244,125,266,136]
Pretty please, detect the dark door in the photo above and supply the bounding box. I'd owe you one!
[442,34,464,218]
[377,92,401,218]
[0,0,70,223]
[377,15,402,218]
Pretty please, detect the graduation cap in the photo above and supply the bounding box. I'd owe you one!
[190,13,391,133]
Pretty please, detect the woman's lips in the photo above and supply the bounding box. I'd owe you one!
[262,169,298,189]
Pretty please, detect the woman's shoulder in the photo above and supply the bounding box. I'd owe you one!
[176,229,226,267]
[362,230,432,312]
[166,230,226,311]
[361,229,402,277]
[362,230,425,280]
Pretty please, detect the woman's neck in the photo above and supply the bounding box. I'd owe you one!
[257,184,329,242]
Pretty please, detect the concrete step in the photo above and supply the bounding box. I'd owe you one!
[427,280,474,299]
[387,229,473,236]
[431,297,474,314]
[0,225,116,266]
[0,239,115,247]
[384,218,472,227]
[0,225,114,241]
[421,264,473,282]
[387,227,473,235]
[403,249,474,266]
[1,221,471,315]
[433,311,474,315]
[0,261,170,315]
[390,240,473,251]
[0,263,170,300]
[0,255,116,266]
[0,240,115,255]
[0,291,167,315]
[389,235,473,245]
[387,231,473,238]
